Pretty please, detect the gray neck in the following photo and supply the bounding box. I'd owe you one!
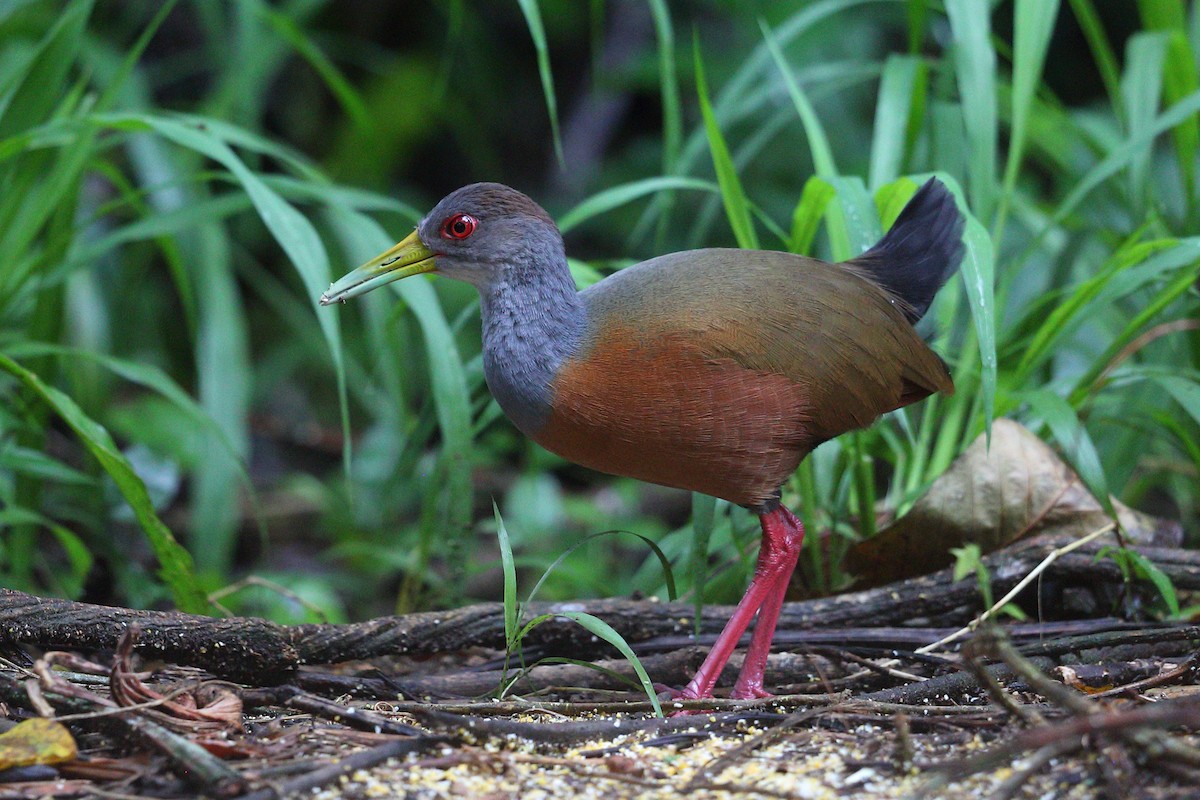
[480,256,586,435]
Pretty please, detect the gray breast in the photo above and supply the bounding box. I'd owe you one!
[479,277,587,436]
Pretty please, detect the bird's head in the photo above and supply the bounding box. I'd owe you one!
[320,182,563,304]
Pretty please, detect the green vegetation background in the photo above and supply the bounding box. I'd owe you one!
[0,0,1196,624]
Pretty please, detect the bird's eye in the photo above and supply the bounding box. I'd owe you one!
[440,213,477,240]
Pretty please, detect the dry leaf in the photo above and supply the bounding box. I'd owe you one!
[844,419,1182,587]
[0,718,76,771]
[109,627,244,733]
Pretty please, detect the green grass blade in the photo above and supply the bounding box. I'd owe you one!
[523,529,678,608]
[138,114,352,477]
[558,176,717,233]
[906,0,929,52]
[1053,89,1200,225]
[1070,255,1200,403]
[647,0,682,172]
[960,214,997,431]
[761,22,883,266]
[1019,239,1199,381]
[328,207,475,606]
[6,342,249,474]
[1121,33,1169,221]
[1143,373,1200,430]
[517,612,663,716]
[1067,0,1126,123]
[946,0,998,222]
[789,176,835,254]
[0,0,90,138]
[0,353,207,612]
[998,0,1059,240]
[829,175,880,257]
[516,0,564,166]
[257,6,373,132]
[494,502,518,649]
[0,506,93,598]
[1125,550,1180,617]
[93,0,178,112]
[760,19,837,177]
[1025,389,1114,517]
[0,444,94,486]
[192,223,250,574]
[869,55,923,190]
[1139,0,1200,213]
[694,39,758,249]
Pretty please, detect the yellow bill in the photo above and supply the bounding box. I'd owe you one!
[319,229,435,305]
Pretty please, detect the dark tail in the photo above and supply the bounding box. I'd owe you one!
[850,178,964,324]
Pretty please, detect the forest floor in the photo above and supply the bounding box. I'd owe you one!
[2,533,1200,800]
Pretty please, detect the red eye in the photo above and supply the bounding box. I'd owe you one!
[440,213,477,240]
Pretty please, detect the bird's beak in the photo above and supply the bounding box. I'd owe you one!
[319,229,436,305]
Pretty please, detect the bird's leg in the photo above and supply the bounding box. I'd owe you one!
[731,507,804,699]
[675,505,804,701]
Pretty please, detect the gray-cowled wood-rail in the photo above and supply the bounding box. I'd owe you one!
[321,179,964,700]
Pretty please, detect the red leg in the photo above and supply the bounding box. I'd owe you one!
[732,509,804,698]
[676,506,804,701]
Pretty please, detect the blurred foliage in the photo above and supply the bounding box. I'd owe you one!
[0,0,1196,621]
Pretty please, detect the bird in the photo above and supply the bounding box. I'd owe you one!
[321,178,964,700]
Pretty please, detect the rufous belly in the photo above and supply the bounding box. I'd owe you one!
[533,330,816,507]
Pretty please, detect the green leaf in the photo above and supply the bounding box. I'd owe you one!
[869,55,923,190]
[1153,374,1200,429]
[1070,252,1200,402]
[1126,550,1181,616]
[5,342,249,479]
[829,175,880,258]
[523,530,677,608]
[1121,33,1169,219]
[325,206,475,605]
[495,502,518,649]
[1098,546,1180,617]
[694,39,758,249]
[558,177,717,234]
[998,0,1059,237]
[1024,390,1114,518]
[0,507,93,599]
[647,0,682,173]
[0,0,90,138]
[136,113,353,491]
[1019,238,1200,385]
[257,6,372,132]
[960,213,997,430]
[1067,0,1125,122]
[0,353,207,613]
[1139,0,1200,211]
[906,0,929,52]
[789,176,835,255]
[946,0,998,222]
[0,444,94,486]
[516,0,564,166]
[1054,89,1200,224]
[516,612,663,716]
[874,176,919,228]
[760,19,836,177]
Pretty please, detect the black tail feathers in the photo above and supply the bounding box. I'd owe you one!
[851,178,964,324]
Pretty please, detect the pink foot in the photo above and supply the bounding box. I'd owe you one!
[675,505,806,703]
[730,677,774,699]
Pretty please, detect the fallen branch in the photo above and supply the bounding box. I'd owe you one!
[3,533,1197,679]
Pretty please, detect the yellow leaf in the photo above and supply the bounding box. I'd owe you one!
[0,718,77,770]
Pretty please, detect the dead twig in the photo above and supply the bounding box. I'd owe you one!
[237,736,436,800]
[961,628,1044,725]
[240,684,425,737]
